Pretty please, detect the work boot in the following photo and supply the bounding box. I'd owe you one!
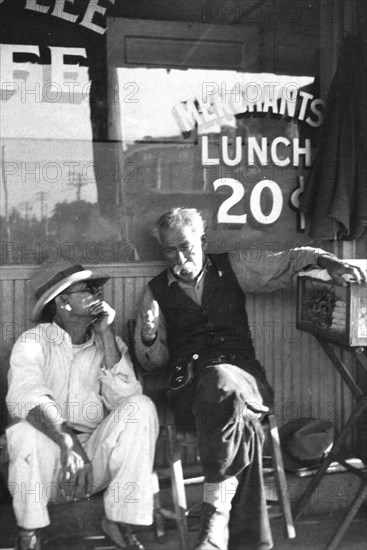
[194,502,230,549]
[15,528,42,550]
[101,516,145,549]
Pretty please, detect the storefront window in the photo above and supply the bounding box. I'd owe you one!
[0,18,323,264]
[115,66,317,260]
[0,43,135,265]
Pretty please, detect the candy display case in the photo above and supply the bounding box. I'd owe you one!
[296,272,367,347]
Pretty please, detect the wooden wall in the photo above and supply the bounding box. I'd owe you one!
[0,263,357,455]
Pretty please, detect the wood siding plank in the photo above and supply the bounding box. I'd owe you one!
[0,263,357,442]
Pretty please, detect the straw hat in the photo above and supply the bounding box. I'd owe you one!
[279,417,334,472]
[30,259,110,322]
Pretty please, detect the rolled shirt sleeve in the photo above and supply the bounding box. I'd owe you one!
[229,246,334,294]
[99,336,142,409]
[7,328,63,423]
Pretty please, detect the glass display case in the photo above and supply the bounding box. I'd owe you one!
[297,274,367,347]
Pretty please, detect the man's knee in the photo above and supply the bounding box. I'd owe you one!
[6,421,58,458]
[196,367,243,424]
[197,394,242,427]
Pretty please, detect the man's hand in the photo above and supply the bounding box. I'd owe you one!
[90,301,116,334]
[90,301,121,369]
[27,406,94,502]
[141,300,160,345]
[59,433,94,502]
[318,256,367,287]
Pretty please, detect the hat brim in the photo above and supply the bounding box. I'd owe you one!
[31,270,110,322]
[281,448,323,473]
[279,417,329,473]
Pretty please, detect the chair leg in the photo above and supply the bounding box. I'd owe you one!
[152,471,166,542]
[167,425,189,550]
[267,414,296,539]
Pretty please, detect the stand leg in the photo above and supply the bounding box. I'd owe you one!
[294,394,367,519]
[326,484,367,550]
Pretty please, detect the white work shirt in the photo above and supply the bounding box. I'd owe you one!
[6,323,142,433]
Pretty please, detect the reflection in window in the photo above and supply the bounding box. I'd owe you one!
[0,44,136,264]
[117,67,314,196]
[114,67,316,260]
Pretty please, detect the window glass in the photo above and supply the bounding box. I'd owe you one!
[0,44,135,265]
[0,41,319,264]
[115,67,317,260]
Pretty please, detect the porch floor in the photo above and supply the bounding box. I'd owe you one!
[0,498,366,550]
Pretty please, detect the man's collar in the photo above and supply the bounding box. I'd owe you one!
[46,322,96,346]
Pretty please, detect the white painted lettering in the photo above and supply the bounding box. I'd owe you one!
[298,91,314,121]
[222,136,242,166]
[52,0,78,23]
[0,44,40,85]
[172,99,203,134]
[250,180,283,224]
[293,139,311,167]
[306,98,325,127]
[48,46,88,98]
[202,136,220,166]
[80,0,116,35]
[271,137,291,166]
[248,137,268,166]
[25,0,50,14]
[279,84,298,117]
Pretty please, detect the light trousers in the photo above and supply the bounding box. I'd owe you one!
[6,394,159,529]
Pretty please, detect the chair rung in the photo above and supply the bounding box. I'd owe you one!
[183,475,204,485]
[158,507,186,521]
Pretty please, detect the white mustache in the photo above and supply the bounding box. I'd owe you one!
[173,263,196,277]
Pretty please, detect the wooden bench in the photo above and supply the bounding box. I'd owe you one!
[0,262,359,472]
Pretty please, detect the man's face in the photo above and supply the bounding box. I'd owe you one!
[60,281,102,317]
[159,225,205,282]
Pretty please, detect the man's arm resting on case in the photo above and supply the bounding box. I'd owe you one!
[316,254,367,285]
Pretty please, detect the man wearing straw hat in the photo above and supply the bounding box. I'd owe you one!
[6,259,159,550]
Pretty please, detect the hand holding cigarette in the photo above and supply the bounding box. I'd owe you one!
[141,299,159,344]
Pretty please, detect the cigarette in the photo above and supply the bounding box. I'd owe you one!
[82,300,101,309]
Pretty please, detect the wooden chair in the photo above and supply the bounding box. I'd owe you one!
[127,320,296,550]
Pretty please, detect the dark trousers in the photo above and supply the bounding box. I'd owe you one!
[169,361,274,550]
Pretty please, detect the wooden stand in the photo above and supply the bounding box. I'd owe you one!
[293,338,367,550]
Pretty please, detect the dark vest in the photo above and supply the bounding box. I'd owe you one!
[149,253,255,366]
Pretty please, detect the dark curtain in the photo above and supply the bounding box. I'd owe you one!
[300,35,367,240]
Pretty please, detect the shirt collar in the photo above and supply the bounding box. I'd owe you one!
[46,322,96,347]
